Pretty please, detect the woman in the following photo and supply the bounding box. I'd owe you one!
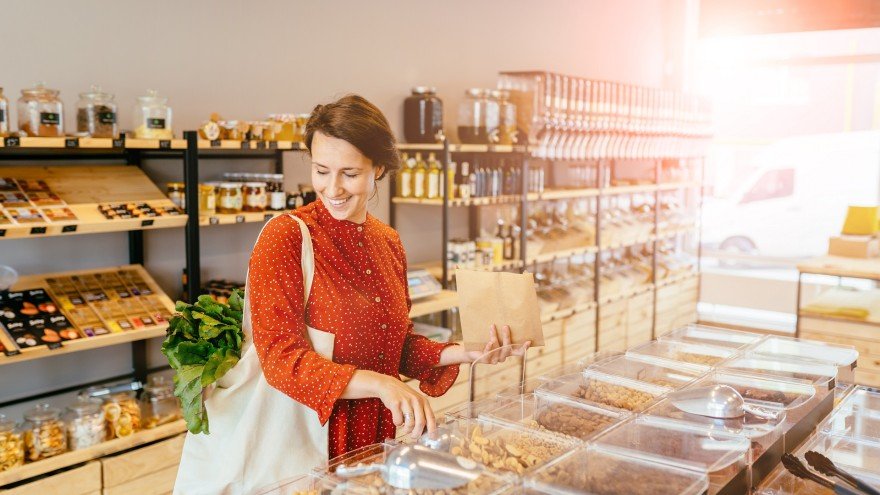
[175,95,528,494]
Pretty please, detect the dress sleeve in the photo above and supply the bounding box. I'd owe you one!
[391,234,460,397]
[248,215,356,424]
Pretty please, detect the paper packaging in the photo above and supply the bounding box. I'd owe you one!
[828,235,879,258]
[455,269,544,351]
[842,205,879,235]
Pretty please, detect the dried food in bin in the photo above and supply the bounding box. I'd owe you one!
[0,192,32,208]
[538,371,669,413]
[591,355,703,390]
[41,206,78,222]
[22,403,67,461]
[658,324,762,350]
[64,397,106,450]
[102,391,142,438]
[0,414,25,472]
[626,340,737,371]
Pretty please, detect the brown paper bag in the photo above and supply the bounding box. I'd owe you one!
[455,269,544,351]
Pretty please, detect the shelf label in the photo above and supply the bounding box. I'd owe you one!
[62,225,78,233]
[209,217,220,225]
[256,141,266,150]
[0,230,5,237]
[263,213,274,221]
[235,215,245,223]
[268,141,278,149]
[210,139,222,147]
[3,348,20,356]
[30,226,47,235]
[158,140,171,149]
[141,219,154,227]
[4,136,20,147]
[240,141,250,150]
[65,138,79,148]
[46,341,63,350]
[112,137,125,148]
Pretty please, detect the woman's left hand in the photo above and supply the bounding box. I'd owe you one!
[465,324,530,364]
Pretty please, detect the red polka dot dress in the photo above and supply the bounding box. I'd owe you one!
[247,199,460,459]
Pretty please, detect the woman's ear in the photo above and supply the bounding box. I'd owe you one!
[375,166,386,180]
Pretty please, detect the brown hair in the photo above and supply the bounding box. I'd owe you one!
[304,94,400,180]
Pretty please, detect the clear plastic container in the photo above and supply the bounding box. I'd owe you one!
[321,441,517,494]
[491,90,517,145]
[658,324,763,350]
[133,89,173,139]
[723,354,837,392]
[140,375,181,429]
[537,371,669,413]
[821,386,880,446]
[593,416,751,494]
[102,391,142,439]
[254,473,346,495]
[482,393,628,442]
[0,413,25,472]
[76,85,118,138]
[64,396,106,450]
[688,371,816,411]
[590,355,704,390]
[756,464,880,494]
[17,83,64,137]
[22,403,67,461]
[524,445,709,495]
[795,432,880,478]
[751,336,859,383]
[626,340,738,372]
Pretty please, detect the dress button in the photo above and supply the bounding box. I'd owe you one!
[381,324,387,329]
[378,353,385,360]
[366,269,372,275]
[357,226,363,232]
[374,296,381,303]
[358,241,364,247]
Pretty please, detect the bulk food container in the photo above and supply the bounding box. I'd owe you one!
[590,354,705,390]
[821,386,880,447]
[537,370,670,413]
[658,324,763,350]
[626,339,738,372]
[722,354,837,392]
[750,336,859,383]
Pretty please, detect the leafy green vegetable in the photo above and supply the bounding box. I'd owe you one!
[162,288,245,434]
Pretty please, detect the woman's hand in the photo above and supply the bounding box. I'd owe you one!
[465,324,530,364]
[341,370,436,439]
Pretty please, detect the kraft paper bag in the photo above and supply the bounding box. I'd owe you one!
[455,269,544,351]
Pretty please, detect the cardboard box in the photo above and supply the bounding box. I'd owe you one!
[828,235,880,258]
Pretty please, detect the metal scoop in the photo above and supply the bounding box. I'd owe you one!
[334,443,483,490]
[670,385,781,420]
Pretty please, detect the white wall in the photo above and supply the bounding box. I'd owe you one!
[0,0,683,415]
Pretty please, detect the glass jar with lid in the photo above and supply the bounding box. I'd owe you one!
[133,90,172,139]
[22,403,67,461]
[0,413,24,472]
[0,88,9,137]
[243,182,267,212]
[491,90,517,145]
[76,85,118,138]
[267,174,286,211]
[140,375,182,429]
[457,88,499,144]
[199,183,216,215]
[404,87,444,144]
[101,391,141,439]
[167,182,185,208]
[64,397,106,450]
[17,83,64,137]
[217,183,243,214]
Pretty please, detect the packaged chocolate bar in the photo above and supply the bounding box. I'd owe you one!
[0,192,31,208]
[26,192,65,207]
[6,207,45,224]
[41,207,77,222]
[0,178,20,192]
[0,288,81,348]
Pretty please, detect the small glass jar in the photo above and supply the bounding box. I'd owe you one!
[199,183,216,215]
[167,182,185,208]
[243,182,267,212]
[457,88,499,144]
[491,90,518,145]
[271,114,295,141]
[102,391,141,439]
[294,114,310,142]
[76,85,118,138]
[217,183,243,214]
[0,88,9,137]
[140,376,182,429]
[0,414,24,472]
[64,397,106,450]
[267,174,286,211]
[18,83,64,137]
[404,87,444,144]
[221,120,243,141]
[133,90,172,139]
[22,403,67,461]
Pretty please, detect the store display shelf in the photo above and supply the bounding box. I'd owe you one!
[0,325,169,367]
[527,188,600,201]
[599,283,654,304]
[397,143,445,151]
[199,210,287,226]
[0,419,186,487]
[196,139,305,151]
[0,136,309,152]
[797,255,880,281]
[409,290,459,318]
[655,271,699,289]
[600,235,656,250]
[655,224,698,239]
[392,195,521,207]
[656,181,700,191]
[449,144,528,153]
[541,301,597,324]
[602,183,660,195]
[0,209,187,239]
[797,312,880,328]
[529,246,598,264]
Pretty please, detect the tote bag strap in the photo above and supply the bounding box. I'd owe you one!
[287,214,315,301]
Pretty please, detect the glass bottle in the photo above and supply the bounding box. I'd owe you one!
[412,152,427,199]
[0,88,8,137]
[17,83,64,137]
[404,87,444,144]
[446,161,457,200]
[0,414,24,472]
[140,375,182,429]
[492,90,518,145]
[426,152,441,199]
[458,162,471,200]
[399,154,414,198]
[64,397,106,450]
[397,153,409,198]
[76,85,118,138]
[22,403,67,461]
[133,90,173,139]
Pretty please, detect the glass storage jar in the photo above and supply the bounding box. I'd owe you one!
[0,88,9,137]
[404,86,444,143]
[270,114,295,141]
[22,403,67,461]
[76,85,118,138]
[0,414,24,472]
[166,182,185,208]
[64,397,106,450]
[243,182,267,212]
[199,183,216,215]
[492,89,517,145]
[17,83,64,137]
[140,376,181,429]
[217,182,243,214]
[102,391,141,439]
[133,90,172,139]
[267,174,286,211]
[457,88,499,144]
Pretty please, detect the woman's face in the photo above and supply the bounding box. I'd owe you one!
[310,131,383,224]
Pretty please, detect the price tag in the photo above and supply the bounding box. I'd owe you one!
[263,213,274,221]
[3,349,20,357]
[30,226,47,235]
[210,139,222,147]
[0,229,6,237]
[240,141,250,150]
[256,141,266,150]
[158,140,171,149]
[235,215,245,223]
[65,138,79,148]
[141,219,154,227]
[112,137,125,148]
[62,225,78,233]
[46,341,63,350]
[4,136,20,147]
[268,141,278,149]
[209,217,220,225]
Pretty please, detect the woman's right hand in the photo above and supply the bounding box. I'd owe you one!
[342,370,436,439]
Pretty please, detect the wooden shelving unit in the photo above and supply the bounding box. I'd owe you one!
[198,209,287,226]
[409,290,459,318]
[0,135,306,152]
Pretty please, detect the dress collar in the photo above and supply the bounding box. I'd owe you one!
[313,198,373,234]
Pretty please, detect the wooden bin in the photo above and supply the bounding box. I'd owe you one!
[800,316,880,388]
[100,434,184,495]
[1,461,101,495]
[561,306,597,364]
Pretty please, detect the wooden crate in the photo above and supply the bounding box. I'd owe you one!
[598,299,627,352]
[102,465,178,495]
[626,290,654,346]
[856,369,880,387]
[561,308,597,365]
[101,435,184,490]
[1,462,101,495]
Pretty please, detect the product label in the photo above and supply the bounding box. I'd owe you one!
[414,171,426,198]
[40,112,60,125]
[147,118,166,129]
[245,192,267,209]
[98,112,117,124]
[427,174,440,199]
[270,192,286,210]
[401,172,412,198]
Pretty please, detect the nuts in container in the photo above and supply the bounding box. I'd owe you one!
[447,421,575,475]
[102,391,142,439]
[21,403,67,461]
[539,372,668,413]
[64,397,106,450]
[0,414,25,472]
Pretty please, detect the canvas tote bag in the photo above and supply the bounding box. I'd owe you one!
[174,214,334,495]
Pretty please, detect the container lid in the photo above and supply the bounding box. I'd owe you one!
[144,375,174,394]
[198,183,215,191]
[24,402,62,422]
[537,371,668,413]
[411,86,437,95]
[21,82,59,97]
[137,89,167,104]
[245,182,267,187]
[626,339,737,372]
[821,386,880,446]
[466,88,487,98]
[796,432,880,478]
[723,354,837,391]
[0,413,15,431]
[67,396,102,416]
[658,324,763,350]
[79,84,114,101]
[644,396,785,440]
[751,336,859,370]
[525,446,709,495]
[591,354,703,390]
[219,182,241,189]
[689,370,815,410]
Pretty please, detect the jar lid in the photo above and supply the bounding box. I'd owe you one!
[67,396,102,416]
[490,89,510,100]
[199,184,214,191]
[245,182,267,187]
[167,182,185,188]
[105,390,136,401]
[144,375,173,394]
[79,85,114,100]
[137,89,167,104]
[22,82,59,97]
[0,413,15,431]
[219,182,241,189]
[24,403,61,422]
[465,88,486,98]
[411,86,437,95]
